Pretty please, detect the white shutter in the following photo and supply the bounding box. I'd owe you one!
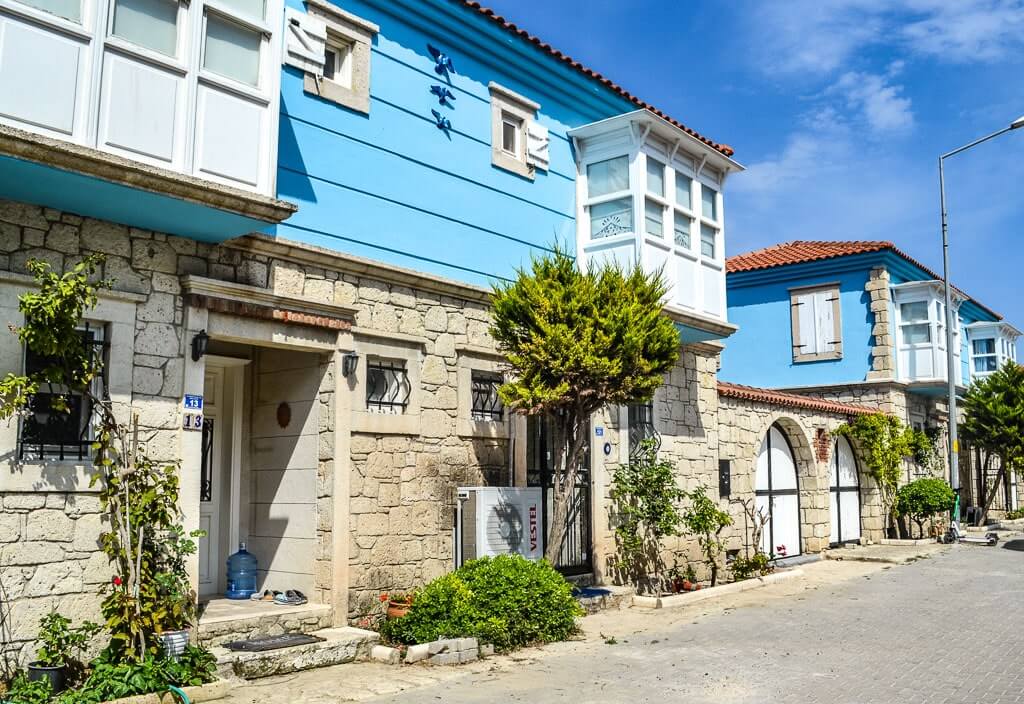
[795,292,817,354]
[526,121,550,171]
[815,289,835,353]
[283,8,326,75]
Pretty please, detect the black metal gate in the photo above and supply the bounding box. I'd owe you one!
[526,415,593,576]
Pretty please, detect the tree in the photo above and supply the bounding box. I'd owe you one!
[490,251,679,563]
[894,477,955,538]
[680,485,732,587]
[961,363,1024,524]
[836,413,922,536]
[609,440,686,593]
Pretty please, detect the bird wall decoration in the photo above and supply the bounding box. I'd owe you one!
[428,44,455,77]
[430,84,456,107]
[431,109,452,132]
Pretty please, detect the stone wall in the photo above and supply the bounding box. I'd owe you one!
[866,266,895,380]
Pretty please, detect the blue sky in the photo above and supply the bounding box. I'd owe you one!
[483,0,1024,332]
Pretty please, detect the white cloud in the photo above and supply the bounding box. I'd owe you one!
[831,71,914,133]
[901,0,1024,61]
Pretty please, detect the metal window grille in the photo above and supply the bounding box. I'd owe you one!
[200,418,215,502]
[470,371,503,421]
[366,359,411,414]
[18,325,107,461]
[628,401,660,459]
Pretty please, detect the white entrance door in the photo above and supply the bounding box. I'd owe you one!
[198,368,224,598]
[829,437,862,545]
[756,425,801,558]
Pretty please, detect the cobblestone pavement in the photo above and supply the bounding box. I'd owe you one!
[225,540,1024,704]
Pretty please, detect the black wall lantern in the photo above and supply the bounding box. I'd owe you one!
[191,329,210,362]
[341,351,359,378]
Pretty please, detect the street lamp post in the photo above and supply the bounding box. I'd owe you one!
[938,115,1024,500]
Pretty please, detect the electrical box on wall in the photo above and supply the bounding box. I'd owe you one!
[718,459,731,497]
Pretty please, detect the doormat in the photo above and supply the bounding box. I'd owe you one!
[223,633,324,652]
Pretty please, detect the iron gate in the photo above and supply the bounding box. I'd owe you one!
[526,415,593,576]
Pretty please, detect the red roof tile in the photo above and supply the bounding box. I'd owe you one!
[459,2,734,158]
[726,239,1002,320]
[718,382,877,417]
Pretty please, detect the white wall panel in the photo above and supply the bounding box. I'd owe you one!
[674,253,697,310]
[701,261,722,317]
[194,83,263,189]
[98,51,182,166]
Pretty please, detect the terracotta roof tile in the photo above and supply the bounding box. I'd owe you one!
[459,1,734,158]
[718,382,877,417]
[726,239,1002,320]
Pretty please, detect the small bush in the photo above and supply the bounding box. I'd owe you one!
[379,555,582,651]
[895,477,955,538]
[1006,507,1024,521]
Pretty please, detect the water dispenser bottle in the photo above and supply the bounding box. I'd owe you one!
[225,542,258,600]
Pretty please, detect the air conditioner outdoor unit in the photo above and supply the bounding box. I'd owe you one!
[457,487,543,564]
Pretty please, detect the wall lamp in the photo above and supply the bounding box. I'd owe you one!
[191,329,210,362]
[342,351,360,377]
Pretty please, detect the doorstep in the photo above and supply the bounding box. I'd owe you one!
[197,598,333,648]
[574,585,635,615]
[211,627,378,680]
[632,568,805,609]
[825,542,945,564]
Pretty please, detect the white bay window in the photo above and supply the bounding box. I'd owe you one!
[967,322,1021,380]
[892,282,963,384]
[0,0,281,193]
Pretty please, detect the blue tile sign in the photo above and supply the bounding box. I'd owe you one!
[183,394,204,431]
[595,427,604,437]
[183,394,203,410]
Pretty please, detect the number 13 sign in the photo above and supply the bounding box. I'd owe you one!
[183,394,204,431]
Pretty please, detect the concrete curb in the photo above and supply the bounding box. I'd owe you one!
[631,568,805,609]
[99,679,230,704]
[881,538,937,546]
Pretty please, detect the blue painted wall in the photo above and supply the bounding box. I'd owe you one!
[271,0,637,288]
[721,250,1001,388]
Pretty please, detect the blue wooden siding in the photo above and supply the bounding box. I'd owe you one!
[272,0,635,287]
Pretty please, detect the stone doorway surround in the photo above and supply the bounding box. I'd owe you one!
[181,275,357,626]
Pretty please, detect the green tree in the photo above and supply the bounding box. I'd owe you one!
[680,485,732,587]
[490,251,679,563]
[836,413,921,535]
[894,477,956,538]
[609,440,686,593]
[961,362,1024,524]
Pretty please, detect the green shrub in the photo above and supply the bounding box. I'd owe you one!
[379,555,582,651]
[730,552,772,581]
[894,477,956,538]
[1005,507,1024,521]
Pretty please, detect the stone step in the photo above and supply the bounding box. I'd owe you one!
[212,627,379,680]
[197,600,333,648]
[574,585,635,615]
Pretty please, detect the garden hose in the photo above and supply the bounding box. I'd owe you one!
[166,685,191,704]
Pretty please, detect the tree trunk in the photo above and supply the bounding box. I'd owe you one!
[543,411,588,565]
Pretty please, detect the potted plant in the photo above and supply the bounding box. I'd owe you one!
[27,612,100,693]
[682,563,697,591]
[151,526,202,660]
[382,592,414,619]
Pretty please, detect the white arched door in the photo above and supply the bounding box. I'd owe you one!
[756,425,801,558]
[829,437,862,545]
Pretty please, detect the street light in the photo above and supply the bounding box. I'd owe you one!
[938,114,1024,502]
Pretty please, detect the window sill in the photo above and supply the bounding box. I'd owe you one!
[793,350,843,363]
[352,410,420,436]
[491,150,534,180]
[457,418,510,439]
[303,74,369,115]
[0,462,101,492]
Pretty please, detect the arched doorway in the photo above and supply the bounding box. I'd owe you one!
[756,424,801,558]
[829,436,861,545]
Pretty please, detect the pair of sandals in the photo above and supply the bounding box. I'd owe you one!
[250,589,308,605]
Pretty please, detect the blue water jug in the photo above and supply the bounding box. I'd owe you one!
[225,543,258,599]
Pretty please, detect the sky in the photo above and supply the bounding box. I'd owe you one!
[483,0,1024,334]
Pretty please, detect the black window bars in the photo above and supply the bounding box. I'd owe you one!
[366,359,412,413]
[628,401,660,459]
[470,371,504,421]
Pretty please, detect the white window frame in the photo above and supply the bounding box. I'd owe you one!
[790,283,843,363]
[971,337,998,375]
[489,81,538,180]
[322,32,352,87]
[891,282,963,383]
[301,0,376,114]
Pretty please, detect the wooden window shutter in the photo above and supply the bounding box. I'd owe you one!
[526,121,550,171]
[284,8,327,76]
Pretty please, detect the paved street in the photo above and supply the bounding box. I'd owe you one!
[227,539,1024,704]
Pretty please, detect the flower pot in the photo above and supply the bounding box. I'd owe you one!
[27,663,66,693]
[681,580,692,592]
[386,601,412,619]
[159,629,191,661]
[671,577,684,594]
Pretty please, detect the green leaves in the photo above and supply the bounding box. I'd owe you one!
[962,362,1024,471]
[894,477,955,529]
[681,485,732,586]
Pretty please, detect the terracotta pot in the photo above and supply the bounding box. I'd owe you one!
[672,577,684,593]
[681,580,692,592]
[387,601,412,619]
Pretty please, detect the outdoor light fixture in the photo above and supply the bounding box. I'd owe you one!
[191,329,209,362]
[342,351,360,378]
[1011,115,1024,130]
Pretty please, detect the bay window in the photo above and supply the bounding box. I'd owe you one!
[892,282,963,384]
[586,156,632,239]
[972,338,997,374]
[967,322,1021,380]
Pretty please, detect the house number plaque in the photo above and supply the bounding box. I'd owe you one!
[182,394,204,431]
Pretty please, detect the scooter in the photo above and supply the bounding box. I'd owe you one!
[941,495,999,545]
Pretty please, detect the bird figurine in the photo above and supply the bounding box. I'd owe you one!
[430,84,456,107]
[427,44,455,77]
[431,109,452,131]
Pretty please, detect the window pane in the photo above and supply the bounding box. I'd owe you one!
[644,199,663,237]
[975,356,998,372]
[113,0,178,56]
[673,213,691,248]
[501,119,518,155]
[700,223,716,258]
[902,323,931,345]
[17,0,80,21]
[587,156,629,198]
[675,173,692,210]
[218,0,264,19]
[323,47,336,80]
[646,157,665,197]
[204,14,261,86]
[590,197,632,239]
[900,301,929,323]
[973,338,995,355]
[701,184,718,221]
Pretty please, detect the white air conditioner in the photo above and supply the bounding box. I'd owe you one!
[457,487,543,564]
